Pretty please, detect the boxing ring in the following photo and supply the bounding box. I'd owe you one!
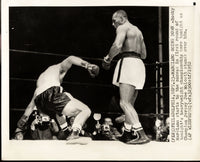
[6,8,174,161]
[8,28,171,161]
[4,5,200,161]
[9,48,169,141]
[6,49,195,160]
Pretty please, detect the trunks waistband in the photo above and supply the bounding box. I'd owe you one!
[119,52,141,59]
[36,86,63,97]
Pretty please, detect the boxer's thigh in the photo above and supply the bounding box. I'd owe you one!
[62,97,89,117]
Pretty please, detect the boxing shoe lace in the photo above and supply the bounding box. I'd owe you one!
[127,129,150,144]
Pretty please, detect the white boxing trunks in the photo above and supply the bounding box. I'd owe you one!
[112,57,146,89]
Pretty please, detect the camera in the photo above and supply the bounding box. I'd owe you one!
[102,124,110,132]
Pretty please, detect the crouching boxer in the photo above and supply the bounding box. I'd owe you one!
[15,55,99,141]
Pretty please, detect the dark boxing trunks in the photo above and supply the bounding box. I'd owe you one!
[34,86,71,117]
[118,51,141,59]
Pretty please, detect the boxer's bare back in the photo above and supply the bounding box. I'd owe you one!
[35,63,69,96]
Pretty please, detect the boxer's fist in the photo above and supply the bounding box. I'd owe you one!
[87,64,100,78]
[102,56,111,70]
[17,115,28,130]
[14,128,24,140]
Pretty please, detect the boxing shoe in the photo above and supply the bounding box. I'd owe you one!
[57,129,71,140]
[127,129,150,144]
[66,129,80,141]
[66,129,92,145]
[118,129,137,143]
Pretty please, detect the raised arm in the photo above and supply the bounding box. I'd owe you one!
[60,55,99,78]
[60,55,91,71]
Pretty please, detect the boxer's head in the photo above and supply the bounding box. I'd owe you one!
[112,10,128,28]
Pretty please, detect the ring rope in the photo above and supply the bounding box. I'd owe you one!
[10,77,169,90]
[10,49,104,62]
[10,49,169,122]
[10,49,169,66]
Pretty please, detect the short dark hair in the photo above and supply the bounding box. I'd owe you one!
[114,10,128,19]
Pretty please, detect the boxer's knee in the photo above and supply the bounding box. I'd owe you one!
[78,103,91,117]
[120,99,132,112]
[83,106,91,118]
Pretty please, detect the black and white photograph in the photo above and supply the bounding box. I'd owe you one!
[1,0,200,160]
[9,6,169,142]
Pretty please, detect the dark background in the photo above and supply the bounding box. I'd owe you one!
[9,7,169,138]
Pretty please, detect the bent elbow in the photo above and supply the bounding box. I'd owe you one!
[67,55,75,60]
[67,55,76,64]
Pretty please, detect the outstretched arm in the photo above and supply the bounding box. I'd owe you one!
[60,55,99,78]
[60,55,91,71]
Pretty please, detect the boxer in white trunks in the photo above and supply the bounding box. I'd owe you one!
[15,55,99,141]
[102,10,150,144]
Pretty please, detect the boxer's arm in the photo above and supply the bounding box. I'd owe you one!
[17,92,37,129]
[60,55,90,71]
[60,56,99,77]
[106,26,126,62]
[23,95,36,117]
[141,38,147,60]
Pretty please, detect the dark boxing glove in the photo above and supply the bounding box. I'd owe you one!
[17,115,28,130]
[87,64,100,78]
[102,56,111,70]
[14,128,24,140]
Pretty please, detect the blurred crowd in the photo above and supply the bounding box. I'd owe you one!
[13,109,169,142]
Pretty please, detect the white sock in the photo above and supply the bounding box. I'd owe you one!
[132,122,143,131]
[72,123,82,132]
[124,122,132,132]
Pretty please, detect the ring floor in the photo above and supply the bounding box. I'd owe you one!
[3,139,197,160]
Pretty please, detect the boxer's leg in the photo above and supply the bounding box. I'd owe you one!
[118,83,139,142]
[128,90,150,144]
[119,83,140,129]
[118,83,149,144]
[131,90,138,107]
[115,88,138,123]
[62,97,91,140]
